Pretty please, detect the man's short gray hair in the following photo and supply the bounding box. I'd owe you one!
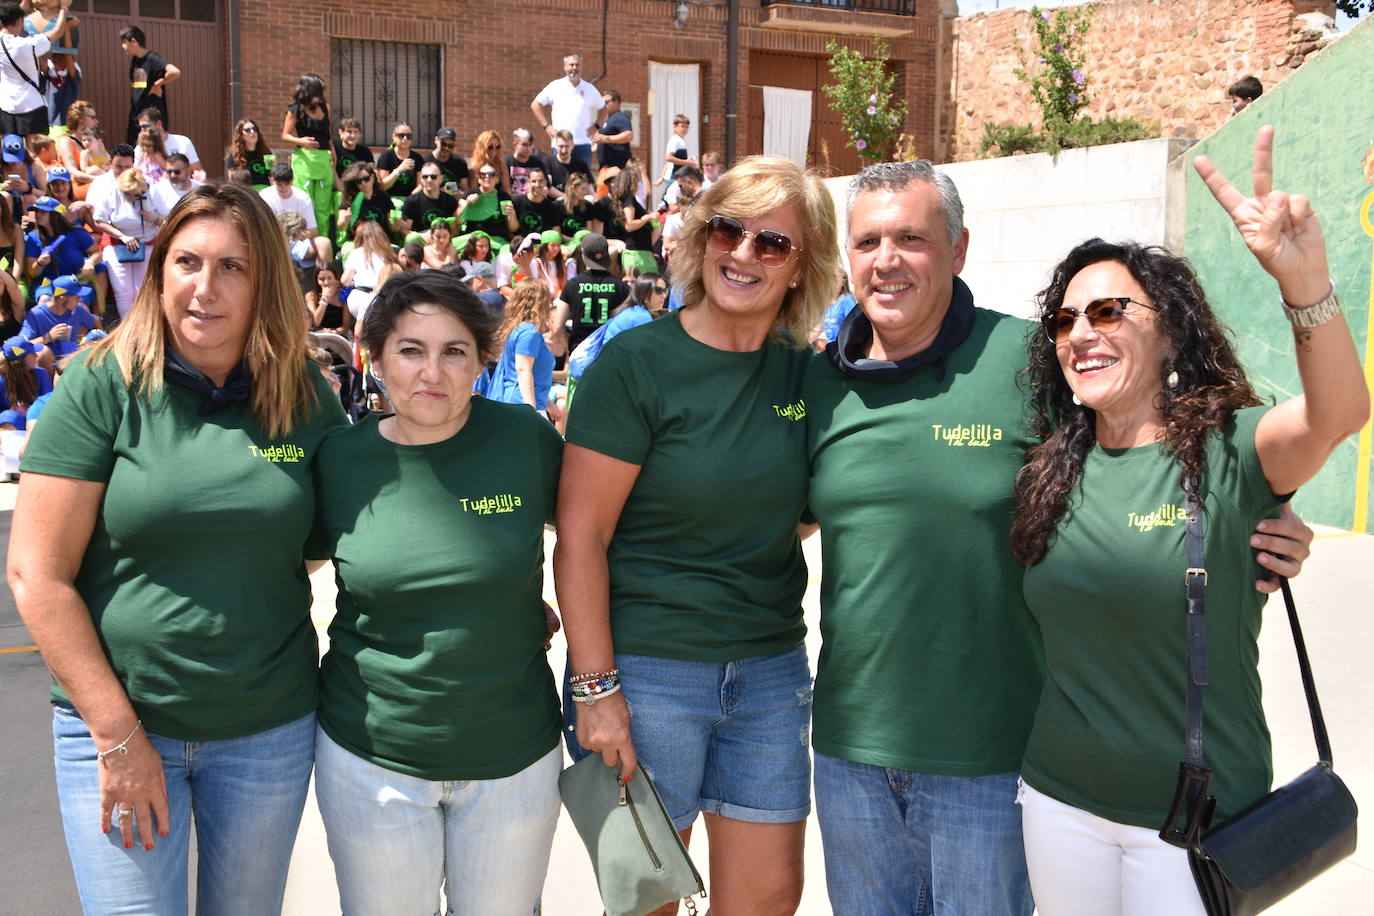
[564,53,584,64]
[513,128,533,143]
[847,160,965,246]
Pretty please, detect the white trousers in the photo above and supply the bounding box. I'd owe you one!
[101,246,149,318]
[1020,780,1207,916]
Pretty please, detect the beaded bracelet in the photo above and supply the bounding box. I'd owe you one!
[569,668,619,686]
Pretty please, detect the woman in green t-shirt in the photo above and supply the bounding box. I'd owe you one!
[311,271,564,913]
[557,156,840,914]
[1010,128,1368,913]
[11,182,347,912]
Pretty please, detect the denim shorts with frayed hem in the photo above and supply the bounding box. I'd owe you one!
[564,643,813,832]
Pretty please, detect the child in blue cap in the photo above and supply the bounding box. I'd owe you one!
[19,273,100,366]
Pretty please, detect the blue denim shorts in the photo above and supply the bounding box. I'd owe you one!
[564,643,813,832]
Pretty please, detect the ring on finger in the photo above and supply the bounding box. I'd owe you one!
[117,806,134,818]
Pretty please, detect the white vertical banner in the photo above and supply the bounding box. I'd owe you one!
[762,86,813,166]
[648,62,700,204]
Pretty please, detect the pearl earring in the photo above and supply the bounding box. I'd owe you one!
[1166,370,1179,388]
[1071,393,1082,406]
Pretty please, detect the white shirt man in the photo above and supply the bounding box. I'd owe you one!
[135,107,202,175]
[530,53,603,158]
[148,154,200,212]
[260,169,317,231]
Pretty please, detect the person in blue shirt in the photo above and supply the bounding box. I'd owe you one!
[488,279,555,415]
[0,335,53,429]
[20,274,100,367]
[23,196,102,288]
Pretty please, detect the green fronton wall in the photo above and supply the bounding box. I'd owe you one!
[1185,17,1374,533]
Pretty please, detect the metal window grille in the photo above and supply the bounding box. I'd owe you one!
[330,38,442,148]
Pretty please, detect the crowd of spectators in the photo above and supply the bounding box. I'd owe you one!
[0,20,719,428]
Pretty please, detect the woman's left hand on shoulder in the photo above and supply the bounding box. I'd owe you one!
[1194,125,1331,304]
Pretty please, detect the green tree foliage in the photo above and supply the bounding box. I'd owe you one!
[823,39,907,161]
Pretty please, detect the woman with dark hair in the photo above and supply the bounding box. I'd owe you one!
[225,118,272,189]
[10,182,347,913]
[281,73,336,233]
[0,269,25,339]
[558,156,841,914]
[23,196,99,287]
[337,161,393,242]
[1011,128,1368,913]
[422,218,457,270]
[0,334,52,428]
[488,278,556,413]
[376,121,424,201]
[456,230,492,274]
[609,162,657,277]
[310,270,563,914]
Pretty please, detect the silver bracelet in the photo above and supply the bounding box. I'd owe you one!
[96,720,143,764]
[1281,281,1342,329]
[571,682,622,705]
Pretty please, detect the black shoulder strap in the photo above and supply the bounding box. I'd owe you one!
[0,35,43,95]
[1162,490,1334,847]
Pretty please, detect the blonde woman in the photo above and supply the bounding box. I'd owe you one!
[10,182,347,913]
[91,167,167,318]
[558,156,840,914]
[342,219,398,323]
[488,279,556,413]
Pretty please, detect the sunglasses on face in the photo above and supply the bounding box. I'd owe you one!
[242,125,259,133]
[705,215,800,268]
[360,172,374,180]
[395,132,412,139]
[138,124,153,131]
[488,143,501,150]
[420,173,439,179]
[653,286,668,294]
[479,171,497,179]
[439,142,455,150]
[1043,296,1159,343]
[166,169,182,175]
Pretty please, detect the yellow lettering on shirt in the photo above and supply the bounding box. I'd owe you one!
[929,423,1004,448]
[1126,503,1188,532]
[247,444,305,463]
[459,494,524,515]
[772,399,806,422]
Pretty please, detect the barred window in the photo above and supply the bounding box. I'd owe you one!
[330,38,442,148]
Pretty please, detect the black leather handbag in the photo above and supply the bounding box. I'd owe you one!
[1159,495,1358,915]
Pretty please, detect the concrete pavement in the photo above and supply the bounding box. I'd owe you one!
[2,474,1371,913]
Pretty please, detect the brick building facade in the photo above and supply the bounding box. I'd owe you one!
[225,0,945,176]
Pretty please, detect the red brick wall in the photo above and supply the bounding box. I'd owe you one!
[234,0,946,168]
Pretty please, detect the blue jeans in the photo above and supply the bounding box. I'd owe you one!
[814,752,1033,916]
[563,645,813,832]
[53,705,315,916]
[315,728,560,915]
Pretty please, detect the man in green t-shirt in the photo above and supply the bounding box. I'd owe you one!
[805,161,1310,915]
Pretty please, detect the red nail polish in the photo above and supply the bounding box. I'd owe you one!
[102,825,109,834]
[124,841,133,849]
[159,830,168,837]
[144,843,153,850]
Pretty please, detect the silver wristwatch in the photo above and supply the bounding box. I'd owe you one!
[1281,284,1341,329]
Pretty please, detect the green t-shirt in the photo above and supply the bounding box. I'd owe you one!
[312,401,563,780]
[566,310,811,662]
[804,308,1043,776]
[21,351,346,741]
[1021,406,1280,829]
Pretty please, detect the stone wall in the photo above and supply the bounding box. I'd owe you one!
[943,0,1338,162]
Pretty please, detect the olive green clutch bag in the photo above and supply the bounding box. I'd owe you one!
[558,754,706,916]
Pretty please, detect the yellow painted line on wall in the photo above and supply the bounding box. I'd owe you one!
[0,644,38,654]
[1354,191,1374,533]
